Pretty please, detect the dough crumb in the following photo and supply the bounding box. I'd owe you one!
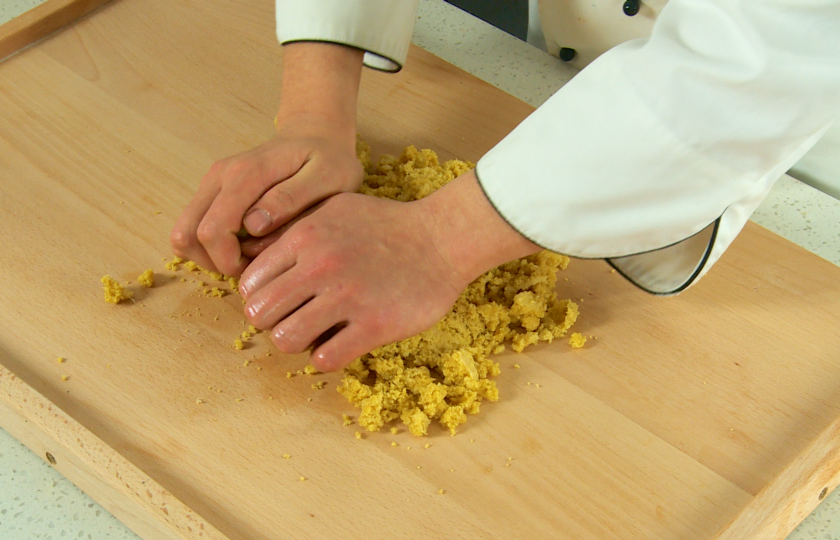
[56,357,66,364]
[100,275,133,304]
[569,332,587,349]
[336,142,581,436]
[303,364,320,375]
[438,489,446,495]
[195,398,205,405]
[164,256,184,271]
[342,414,354,426]
[137,269,154,288]
[355,431,363,440]
[233,339,244,350]
[61,375,70,381]
[283,453,291,459]
[311,381,327,390]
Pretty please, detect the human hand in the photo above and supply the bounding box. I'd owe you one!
[170,122,362,276]
[238,170,542,371]
[169,42,365,276]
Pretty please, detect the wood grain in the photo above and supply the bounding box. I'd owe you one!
[0,1,838,539]
[0,367,225,540]
[0,0,113,62]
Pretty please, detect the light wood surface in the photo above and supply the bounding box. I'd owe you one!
[0,0,113,62]
[0,1,839,539]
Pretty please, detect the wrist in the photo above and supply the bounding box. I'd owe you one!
[276,42,364,137]
[419,169,542,285]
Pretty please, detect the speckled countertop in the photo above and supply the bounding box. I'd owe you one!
[1,1,839,539]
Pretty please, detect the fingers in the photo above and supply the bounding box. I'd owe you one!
[310,323,375,372]
[242,162,343,237]
[240,228,285,259]
[270,296,345,355]
[243,264,308,329]
[240,202,323,259]
[170,178,220,271]
[238,232,302,300]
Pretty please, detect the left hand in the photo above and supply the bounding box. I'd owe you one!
[239,170,541,371]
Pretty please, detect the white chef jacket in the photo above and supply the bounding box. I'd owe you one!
[276,0,840,294]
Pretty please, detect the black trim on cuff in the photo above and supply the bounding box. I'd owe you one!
[606,217,721,296]
[280,39,403,73]
[474,165,722,296]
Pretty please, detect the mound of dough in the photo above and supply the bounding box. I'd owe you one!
[337,141,579,436]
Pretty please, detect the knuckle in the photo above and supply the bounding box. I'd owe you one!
[170,228,194,254]
[266,187,295,214]
[195,221,217,245]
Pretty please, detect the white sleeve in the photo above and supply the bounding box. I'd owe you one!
[476,0,840,294]
[276,0,419,72]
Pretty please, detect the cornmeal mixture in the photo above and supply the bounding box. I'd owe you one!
[102,140,583,438]
[101,275,133,304]
[336,141,580,436]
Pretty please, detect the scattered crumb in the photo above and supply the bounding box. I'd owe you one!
[304,365,320,375]
[61,375,70,382]
[138,269,154,288]
[424,443,431,449]
[391,442,398,447]
[100,275,133,304]
[283,453,291,459]
[513,364,520,369]
[307,398,312,402]
[243,360,251,367]
[342,414,354,426]
[56,357,65,364]
[233,339,244,350]
[286,372,294,378]
[311,381,327,390]
[299,476,306,482]
[196,398,205,405]
[153,211,162,215]
[355,431,363,440]
[235,398,245,403]
[569,332,587,349]
[438,489,445,495]
[390,427,399,435]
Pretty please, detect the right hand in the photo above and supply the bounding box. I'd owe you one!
[170,117,362,276]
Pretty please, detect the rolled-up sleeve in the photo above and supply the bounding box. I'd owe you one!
[476,0,840,294]
[276,0,418,72]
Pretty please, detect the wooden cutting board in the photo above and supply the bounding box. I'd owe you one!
[1,1,839,539]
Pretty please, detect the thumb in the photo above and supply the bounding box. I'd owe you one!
[242,164,350,237]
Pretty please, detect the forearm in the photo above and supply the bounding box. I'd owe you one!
[420,169,542,284]
[276,42,364,137]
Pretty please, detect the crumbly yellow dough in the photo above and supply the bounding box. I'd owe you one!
[569,332,587,349]
[138,269,155,288]
[101,275,133,304]
[336,142,580,436]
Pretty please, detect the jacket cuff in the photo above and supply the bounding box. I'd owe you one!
[276,0,418,72]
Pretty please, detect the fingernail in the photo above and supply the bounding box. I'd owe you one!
[243,208,271,235]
